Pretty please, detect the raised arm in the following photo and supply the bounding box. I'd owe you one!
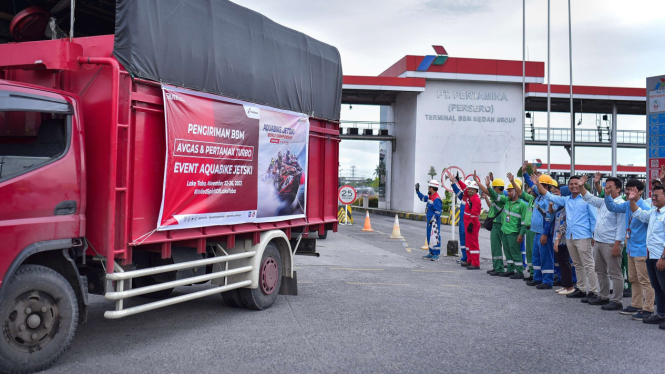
[415,183,429,202]
[447,170,464,200]
[660,165,665,186]
[531,174,549,196]
[578,174,589,196]
[535,175,567,206]
[626,190,650,223]
[579,174,604,208]
[522,160,536,189]
[508,172,522,198]
[604,194,628,213]
[593,171,603,195]
[477,175,492,197]
[451,182,463,200]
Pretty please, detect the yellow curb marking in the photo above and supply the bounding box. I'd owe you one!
[346,282,410,286]
[330,268,384,271]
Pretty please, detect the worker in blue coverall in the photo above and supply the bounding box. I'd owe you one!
[416,180,443,261]
[522,162,575,285]
[452,179,467,263]
[523,174,559,289]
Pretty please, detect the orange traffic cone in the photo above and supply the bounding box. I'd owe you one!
[361,211,374,232]
[421,238,429,250]
[389,214,404,239]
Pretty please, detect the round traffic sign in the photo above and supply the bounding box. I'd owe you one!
[338,185,357,205]
[440,166,466,192]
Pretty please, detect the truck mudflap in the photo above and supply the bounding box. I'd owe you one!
[279,271,298,296]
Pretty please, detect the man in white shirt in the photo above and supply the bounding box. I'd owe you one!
[578,173,625,310]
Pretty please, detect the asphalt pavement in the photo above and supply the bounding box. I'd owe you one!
[46,213,665,374]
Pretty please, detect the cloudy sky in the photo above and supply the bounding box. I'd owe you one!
[235,0,664,179]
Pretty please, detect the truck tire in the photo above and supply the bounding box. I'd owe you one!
[239,243,282,310]
[221,289,244,308]
[318,230,328,240]
[0,265,78,374]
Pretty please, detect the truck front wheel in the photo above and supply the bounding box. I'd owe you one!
[0,265,78,374]
[239,243,282,310]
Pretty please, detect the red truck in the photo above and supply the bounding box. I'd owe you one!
[0,3,342,372]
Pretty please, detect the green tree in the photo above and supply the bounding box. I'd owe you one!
[427,166,437,181]
[374,161,386,179]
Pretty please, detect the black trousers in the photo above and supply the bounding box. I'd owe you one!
[555,244,574,288]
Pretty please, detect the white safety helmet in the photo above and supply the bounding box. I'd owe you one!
[427,180,440,188]
[465,180,479,190]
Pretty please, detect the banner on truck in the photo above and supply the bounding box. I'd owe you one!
[157,85,309,230]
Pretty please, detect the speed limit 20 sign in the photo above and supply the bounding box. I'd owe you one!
[338,185,357,205]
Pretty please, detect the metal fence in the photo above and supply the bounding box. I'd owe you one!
[525,127,646,144]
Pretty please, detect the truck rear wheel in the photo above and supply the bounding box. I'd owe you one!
[239,243,282,310]
[0,265,78,374]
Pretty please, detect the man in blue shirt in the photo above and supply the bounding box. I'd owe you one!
[532,174,598,301]
[604,179,655,320]
[626,184,665,328]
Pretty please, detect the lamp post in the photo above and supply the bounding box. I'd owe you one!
[547,0,551,174]
[568,0,575,177]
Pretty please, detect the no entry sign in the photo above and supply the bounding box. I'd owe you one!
[338,185,357,205]
[440,166,466,192]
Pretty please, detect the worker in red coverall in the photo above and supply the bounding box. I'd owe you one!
[448,171,482,270]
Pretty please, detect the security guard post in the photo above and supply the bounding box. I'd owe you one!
[416,180,443,261]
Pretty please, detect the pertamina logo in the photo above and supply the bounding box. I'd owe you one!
[417,45,449,72]
[243,105,260,119]
[165,92,185,102]
[655,78,665,90]
[246,107,259,117]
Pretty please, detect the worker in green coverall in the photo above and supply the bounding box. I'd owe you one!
[481,175,507,275]
[517,161,537,281]
[479,174,527,276]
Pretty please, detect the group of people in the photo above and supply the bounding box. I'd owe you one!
[266,149,300,176]
[414,162,665,331]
